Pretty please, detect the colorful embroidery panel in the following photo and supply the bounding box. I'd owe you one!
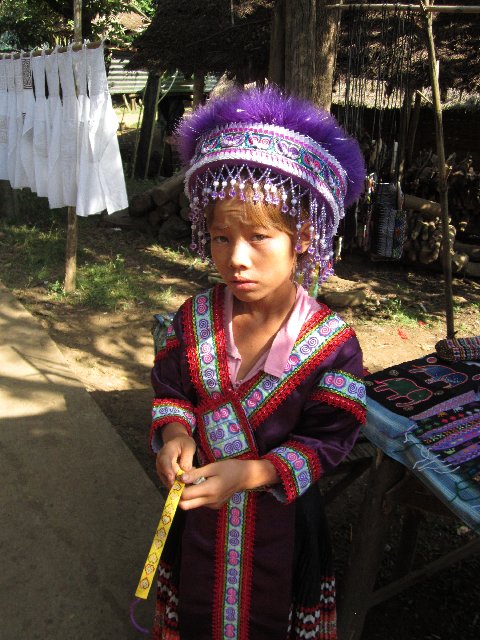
[264,441,321,503]
[214,492,255,640]
[242,312,352,427]
[202,402,253,460]
[190,289,224,395]
[366,354,480,417]
[310,370,366,422]
[151,399,197,436]
[288,578,337,640]
[411,401,480,482]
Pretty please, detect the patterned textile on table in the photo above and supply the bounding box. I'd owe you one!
[365,353,480,420]
[364,358,480,533]
[435,336,480,363]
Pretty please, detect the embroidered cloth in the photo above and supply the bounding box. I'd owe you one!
[364,358,480,533]
[365,353,480,419]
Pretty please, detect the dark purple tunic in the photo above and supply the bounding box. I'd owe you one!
[150,285,366,640]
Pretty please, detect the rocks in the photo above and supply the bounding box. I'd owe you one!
[319,288,367,309]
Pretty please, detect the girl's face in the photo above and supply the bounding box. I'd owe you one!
[208,196,299,305]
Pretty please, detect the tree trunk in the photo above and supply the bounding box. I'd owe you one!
[268,0,285,86]
[312,1,343,111]
[284,0,316,100]
[280,1,340,111]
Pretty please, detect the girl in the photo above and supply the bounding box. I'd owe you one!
[150,86,367,640]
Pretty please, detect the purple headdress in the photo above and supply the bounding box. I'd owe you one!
[176,86,365,286]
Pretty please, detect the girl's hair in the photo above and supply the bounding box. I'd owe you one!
[205,183,308,238]
[205,184,306,241]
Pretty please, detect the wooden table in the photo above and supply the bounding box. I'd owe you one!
[337,393,480,640]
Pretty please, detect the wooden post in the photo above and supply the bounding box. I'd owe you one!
[64,0,82,293]
[133,72,162,179]
[422,0,455,338]
[192,72,205,109]
[406,90,422,167]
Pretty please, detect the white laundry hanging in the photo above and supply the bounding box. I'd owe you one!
[19,54,36,192]
[77,44,127,216]
[6,56,17,186]
[73,44,103,216]
[58,46,79,207]
[31,51,50,197]
[13,56,29,189]
[0,56,8,180]
[45,47,64,209]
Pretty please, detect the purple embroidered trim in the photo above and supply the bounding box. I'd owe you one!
[186,123,347,204]
[202,401,253,460]
[264,440,321,503]
[192,289,223,395]
[216,491,254,640]
[151,400,197,436]
[313,370,366,407]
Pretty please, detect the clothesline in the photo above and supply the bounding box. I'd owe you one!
[3,40,104,59]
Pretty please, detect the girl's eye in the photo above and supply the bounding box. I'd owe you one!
[252,234,268,241]
[212,235,228,244]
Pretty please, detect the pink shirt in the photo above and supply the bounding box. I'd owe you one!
[224,285,322,386]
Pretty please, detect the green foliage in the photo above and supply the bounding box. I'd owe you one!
[0,222,66,287]
[0,0,156,49]
[73,254,145,309]
[380,296,431,327]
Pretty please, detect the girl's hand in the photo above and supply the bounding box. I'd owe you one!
[155,423,196,488]
[179,459,279,510]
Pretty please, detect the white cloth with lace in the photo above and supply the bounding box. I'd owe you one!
[31,52,50,197]
[19,54,36,192]
[0,56,8,180]
[6,57,18,186]
[45,48,64,209]
[58,47,79,207]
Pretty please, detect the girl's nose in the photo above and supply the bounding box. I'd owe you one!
[229,239,251,269]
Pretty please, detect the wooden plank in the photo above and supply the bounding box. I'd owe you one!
[324,4,480,13]
[369,536,480,608]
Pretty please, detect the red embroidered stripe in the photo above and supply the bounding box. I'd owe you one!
[212,505,228,640]
[247,326,355,429]
[239,494,256,640]
[154,338,180,362]
[309,389,367,424]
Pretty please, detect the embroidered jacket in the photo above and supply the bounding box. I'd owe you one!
[150,284,365,640]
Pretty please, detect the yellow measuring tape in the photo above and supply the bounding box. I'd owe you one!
[135,470,185,600]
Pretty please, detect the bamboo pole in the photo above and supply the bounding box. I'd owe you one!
[64,0,82,293]
[324,3,480,13]
[422,0,455,338]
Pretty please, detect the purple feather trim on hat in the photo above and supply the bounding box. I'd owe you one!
[176,85,365,206]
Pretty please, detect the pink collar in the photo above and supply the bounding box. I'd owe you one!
[224,284,321,383]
